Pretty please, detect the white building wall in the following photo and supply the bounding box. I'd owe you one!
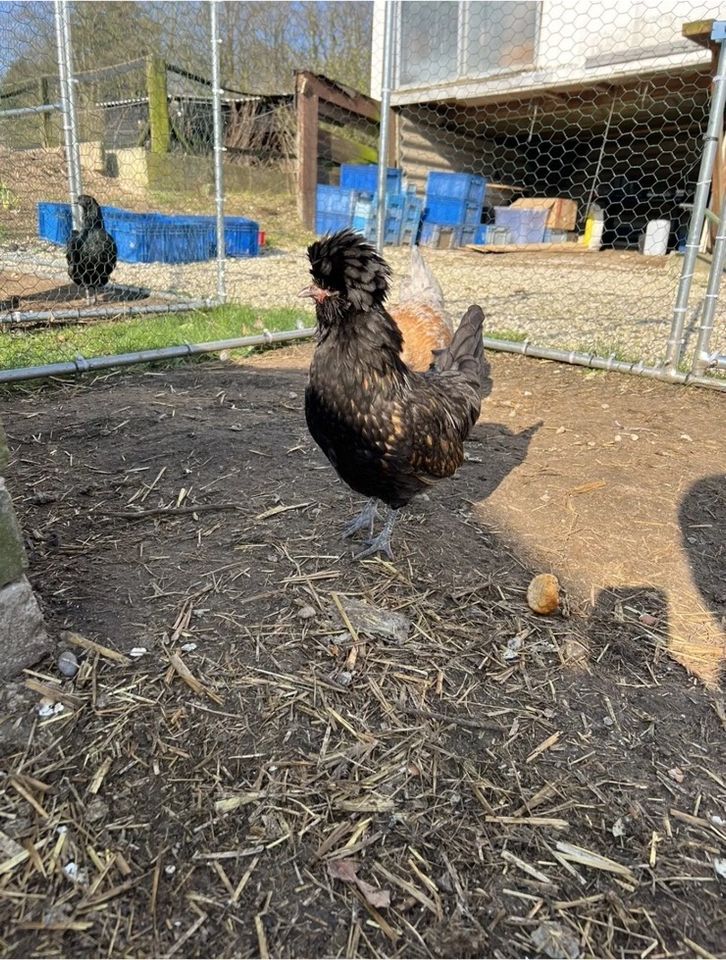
[370,0,719,103]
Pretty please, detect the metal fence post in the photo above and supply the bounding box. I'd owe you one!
[210,0,226,304]
[375,0,396,253]
[54,0,83,227]
[691,189,726,375]
[664,26,726,374]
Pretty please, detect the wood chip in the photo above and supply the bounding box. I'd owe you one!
[61,630,130,664]
[169,652,223,704]
[254,501,310,521]
[556,841,638,885]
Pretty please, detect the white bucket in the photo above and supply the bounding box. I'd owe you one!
[643,219,670,256]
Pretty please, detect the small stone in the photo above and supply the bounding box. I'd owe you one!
[630,434,639,441]
[129,647,147,658]
[527,574,560,615]
[668,766,685,783]
[165,864,177,876]
[612,817,626,838]
[63,861,88,886]
[523,390,532,397]
[297,605,316,620]
[603,716,614,727]
[556,426,566,434]
[180,642,197,653]
[37,698,57,718]
[85,797,108,823]
[680,433,693,442]
[57,649,79,678]
[614,434,622,442]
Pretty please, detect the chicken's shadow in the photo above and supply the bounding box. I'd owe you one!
[678,473,726,631]
[1,283,150,311]
[464,419,542,502]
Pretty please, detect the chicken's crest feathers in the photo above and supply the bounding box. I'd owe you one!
[307,229,390,310]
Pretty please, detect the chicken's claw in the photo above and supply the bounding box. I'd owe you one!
[352,508,399,561]
[342,499,379,540]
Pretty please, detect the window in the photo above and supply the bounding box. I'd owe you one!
[464,2,539,76]
[399,2,459,86]
[398,1,540,87]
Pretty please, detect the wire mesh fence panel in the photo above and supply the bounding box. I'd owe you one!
[0,0,379,376]
[370,0,726,374]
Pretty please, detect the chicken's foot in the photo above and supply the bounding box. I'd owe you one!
[342,498,379,540]
[354,508,399,561]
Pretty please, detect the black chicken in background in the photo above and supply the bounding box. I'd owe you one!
[66,194,117,303]
[302,229,489,560]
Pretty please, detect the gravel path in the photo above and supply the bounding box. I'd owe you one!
[3,240,724,366]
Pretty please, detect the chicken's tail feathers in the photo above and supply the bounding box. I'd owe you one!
[432,304,490,396]
[399,246,450,325]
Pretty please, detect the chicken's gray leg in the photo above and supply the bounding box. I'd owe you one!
[342,498,379,540]
[354,508,399,561]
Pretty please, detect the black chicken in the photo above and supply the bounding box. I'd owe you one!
[66,195,117,303]
[302,229,488,560]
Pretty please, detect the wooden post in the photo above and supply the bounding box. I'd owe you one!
[38,76,53,147]
[296,72,318,231]
[146,55,170,154]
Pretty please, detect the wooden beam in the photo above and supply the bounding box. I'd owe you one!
[466,243,592,254]
[295,71,380,123]
[146,55,170,155]
[682,20,715,48]
[38,76,53,147]
[296,73,318,231]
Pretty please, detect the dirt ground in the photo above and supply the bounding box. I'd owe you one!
[0,347,724,959]
[0,269,174,318]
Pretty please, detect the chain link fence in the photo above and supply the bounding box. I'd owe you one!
[1,1,726,388]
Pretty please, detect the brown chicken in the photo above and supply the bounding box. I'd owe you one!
[301,229,488,560]
[391,246,453,371]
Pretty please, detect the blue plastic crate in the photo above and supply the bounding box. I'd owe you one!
[37,202,73,245]
[222,216,259,257]
[423,196,483,227]
[340,164,402,195]
[351,193,422,246]
[316,184,357,215]
[37,201,260,262]
[426,172,486,205]
[151,215,215,263]
[109,216,155,263]
[419,222,461,248]
[456,225,478,246]
[316,211,353,235]
[494,206,548,244]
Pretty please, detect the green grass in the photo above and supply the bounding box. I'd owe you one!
[0,305,309,372]
[485,328,528,343]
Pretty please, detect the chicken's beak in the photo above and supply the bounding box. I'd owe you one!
[299,283,330,302]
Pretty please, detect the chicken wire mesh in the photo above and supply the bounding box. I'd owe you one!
[371,0,726,381]
[0,1,374,348]
[1,0,726,386]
